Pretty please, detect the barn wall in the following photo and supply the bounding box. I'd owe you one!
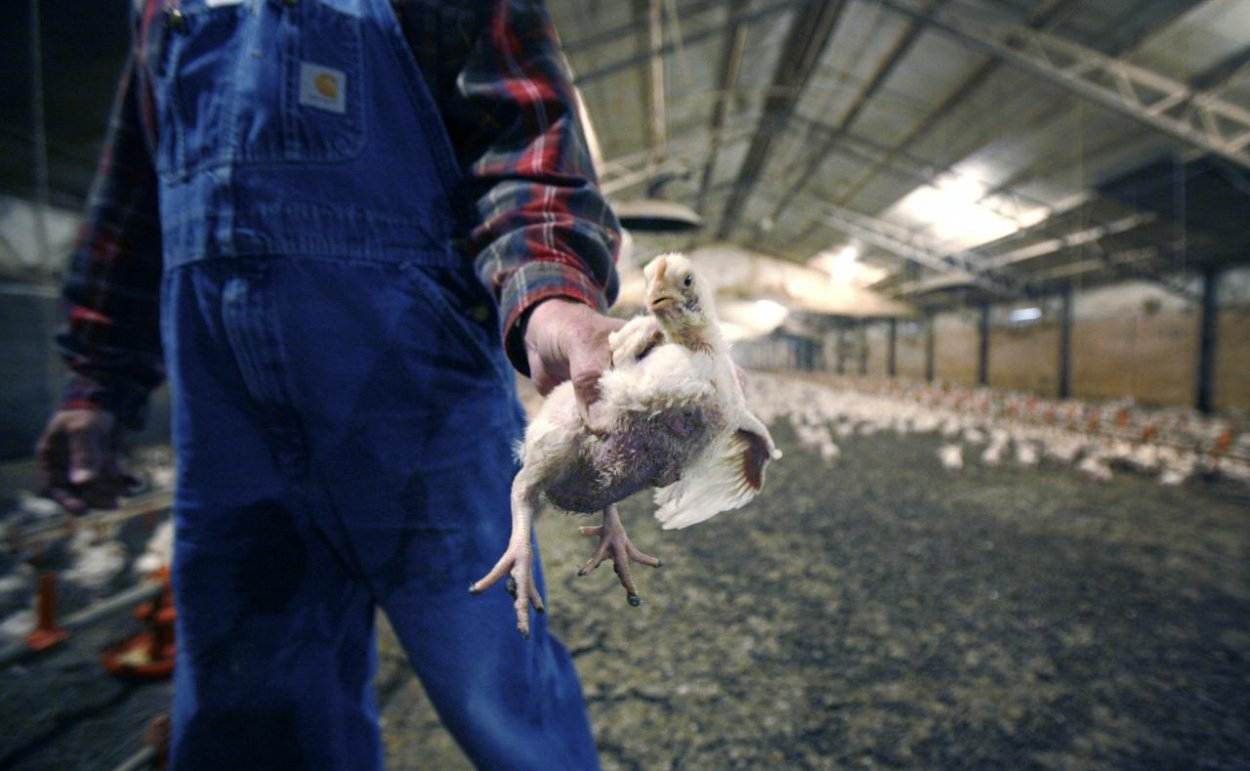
[1072,312,1198,406]
[1215,307,1250,411]
[933,311,979,386]
[894,320,927,380]
[864,321,891,377]
[989,321,1061,395]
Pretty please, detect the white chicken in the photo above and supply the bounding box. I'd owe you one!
[938,443,964,470]
[470,253,780,636]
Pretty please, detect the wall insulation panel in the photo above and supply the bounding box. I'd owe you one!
[1215,307,1250,411]
[895,322,927,380]
[933,312,979,386]
[1073,312,1197,406]
[864,322,891,377]
[989,322,1061,394]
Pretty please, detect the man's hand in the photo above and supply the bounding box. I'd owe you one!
[35,409,139,515]
[523,298,625,427]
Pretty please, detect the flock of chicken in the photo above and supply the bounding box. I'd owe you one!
[748,372,1250,488]
[0,452,175,645]
[4,252,1247,642]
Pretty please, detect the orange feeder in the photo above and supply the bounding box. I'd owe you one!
[26,573,70,652]
[101,568,176,680]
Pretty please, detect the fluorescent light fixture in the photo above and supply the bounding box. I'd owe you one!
[717,298,790,340]
[810,243,888,286]
[752,299,789,328]
[826,244,860,284]
[888,166,1047,250]
[1009,306,1043,324]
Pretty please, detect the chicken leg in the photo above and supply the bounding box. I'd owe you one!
[469,471,545,637]
[577,503,662,606]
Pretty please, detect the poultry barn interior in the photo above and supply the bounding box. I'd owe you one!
[1,0,1248,768]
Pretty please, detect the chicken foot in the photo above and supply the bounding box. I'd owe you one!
[577,503,662,606]
[469,472,545,638]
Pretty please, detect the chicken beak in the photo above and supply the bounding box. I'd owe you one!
[645,256,672,310]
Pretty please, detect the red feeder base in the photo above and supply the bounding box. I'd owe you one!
[101,569,176,680]
[100,628,176,679]
[27,573,70,653]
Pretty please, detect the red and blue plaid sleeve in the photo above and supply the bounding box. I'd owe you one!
[57,49,165,429]
[412,0,622,374]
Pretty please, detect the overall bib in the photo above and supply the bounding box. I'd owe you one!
[142,0,598,767]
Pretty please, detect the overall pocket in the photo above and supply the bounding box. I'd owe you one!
[148,0,365,179]
[398,262,514,394]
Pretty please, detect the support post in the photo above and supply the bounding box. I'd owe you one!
[977,303,990,387]
[858,319,868,375]
[835,325,846,375]
[1058,284,1073,400]
[1197,267,1220,413]
[924,312,935,382]
[887,318,897,377]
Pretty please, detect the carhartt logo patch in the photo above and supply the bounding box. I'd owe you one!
[299,62,346,114]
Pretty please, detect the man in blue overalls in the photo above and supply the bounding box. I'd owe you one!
[35,1,621,768]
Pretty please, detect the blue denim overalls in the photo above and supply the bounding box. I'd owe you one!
[142,0,598,767]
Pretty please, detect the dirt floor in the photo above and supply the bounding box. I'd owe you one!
[381,416,1250,770]
[2,401,1248,769]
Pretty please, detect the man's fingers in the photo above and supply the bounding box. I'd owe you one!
[523,299,626,404]
[571,368,603,410]
[46,487,89,516]
[34,409,129,515]
[69,429,104,485]
[35,433,66,493]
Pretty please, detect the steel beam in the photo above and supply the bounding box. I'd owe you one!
[806,200,1030,297]
[782,112,1059,225]
[573,1,804,86]
[895,211,1157,296]
[826,0,1082,209]
[696,0,750,216]
[598,122,756,196]
[563,0,723,55]
[717,0,848,239]
[643,0,666,154]
[880,0,1250,170]
[765,0,951,228]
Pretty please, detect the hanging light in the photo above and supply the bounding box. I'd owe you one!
[614,198,703,233]
[613,172,703,233]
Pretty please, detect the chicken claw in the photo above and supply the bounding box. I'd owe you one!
[469,538,545,638]
[469,477,545,637]
[577,504,661,606]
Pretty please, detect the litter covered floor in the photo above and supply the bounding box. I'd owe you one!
[2,374,1247,769]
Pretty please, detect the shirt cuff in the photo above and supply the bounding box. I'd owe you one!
[500,261,611,376]
[61,374,150,430]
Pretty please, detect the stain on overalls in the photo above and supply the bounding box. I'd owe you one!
[140,0,598,767]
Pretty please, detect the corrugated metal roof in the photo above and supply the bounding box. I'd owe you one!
[558,0,1250,314]
[1,0,1247,314]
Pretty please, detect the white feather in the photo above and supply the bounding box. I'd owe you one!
[653,430,762,530]
[598,343,714,418]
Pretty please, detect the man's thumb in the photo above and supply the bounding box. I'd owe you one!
[68,428,103,485]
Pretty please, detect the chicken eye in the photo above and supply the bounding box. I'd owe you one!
[683,274,694,287]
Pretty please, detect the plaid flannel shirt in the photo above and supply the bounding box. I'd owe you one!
[59,0,621,429]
